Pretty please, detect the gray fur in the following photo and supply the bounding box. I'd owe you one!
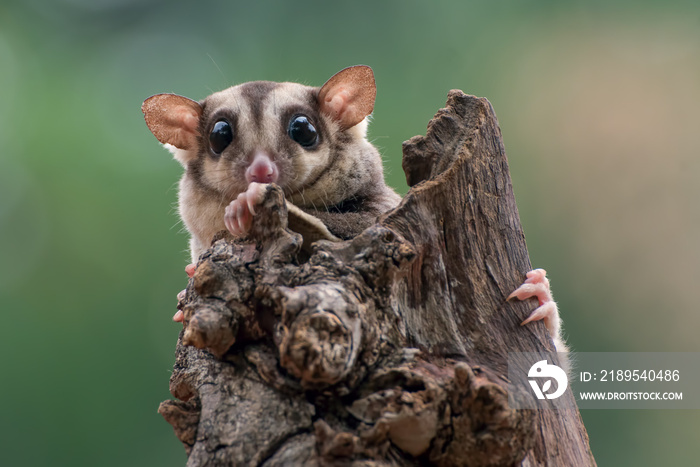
[144,67,401,263]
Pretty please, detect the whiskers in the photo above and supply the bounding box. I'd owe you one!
[169,212,187,234]
[207,54,230,89]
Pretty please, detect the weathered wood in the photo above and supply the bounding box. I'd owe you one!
[158,91,596,466]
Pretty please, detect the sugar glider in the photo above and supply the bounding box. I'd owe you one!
[142,65,400,262]
[142,66,565,351]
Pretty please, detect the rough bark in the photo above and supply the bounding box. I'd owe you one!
[158,91,597,466]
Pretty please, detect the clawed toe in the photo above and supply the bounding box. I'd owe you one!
[509,269,562,345]
[224,183,266,236]
[508,282,551,305]
[520,301,557,329]
[508,268,551,305]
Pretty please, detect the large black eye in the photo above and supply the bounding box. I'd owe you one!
[209,119,233,154]
[288,115,318,148]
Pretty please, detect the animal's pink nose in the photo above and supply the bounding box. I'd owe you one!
[245,152,279,184]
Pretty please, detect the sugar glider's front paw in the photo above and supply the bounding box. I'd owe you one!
[508,269,565,350]
[224,182,267,236]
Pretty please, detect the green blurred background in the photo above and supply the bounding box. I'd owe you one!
[2,0,699,465]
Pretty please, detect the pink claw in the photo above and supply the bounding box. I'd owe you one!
[174,288,186,323]
[508,269,551,306]
[508,269,559,337]
[224,182,266,237]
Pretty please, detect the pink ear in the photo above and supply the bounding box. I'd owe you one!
[142,94,202,150]
[318,65,376,130]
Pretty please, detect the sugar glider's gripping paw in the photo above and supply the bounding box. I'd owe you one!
[173,302,184,323]
[173,263,197,323]
[508,269,561,339]
[224,182,267,237]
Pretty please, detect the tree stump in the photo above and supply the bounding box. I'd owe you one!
[158,91,597,466]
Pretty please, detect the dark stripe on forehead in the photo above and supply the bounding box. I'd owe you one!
[237,81,281,127]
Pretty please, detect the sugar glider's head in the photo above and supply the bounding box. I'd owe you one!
[142,65,377,203]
